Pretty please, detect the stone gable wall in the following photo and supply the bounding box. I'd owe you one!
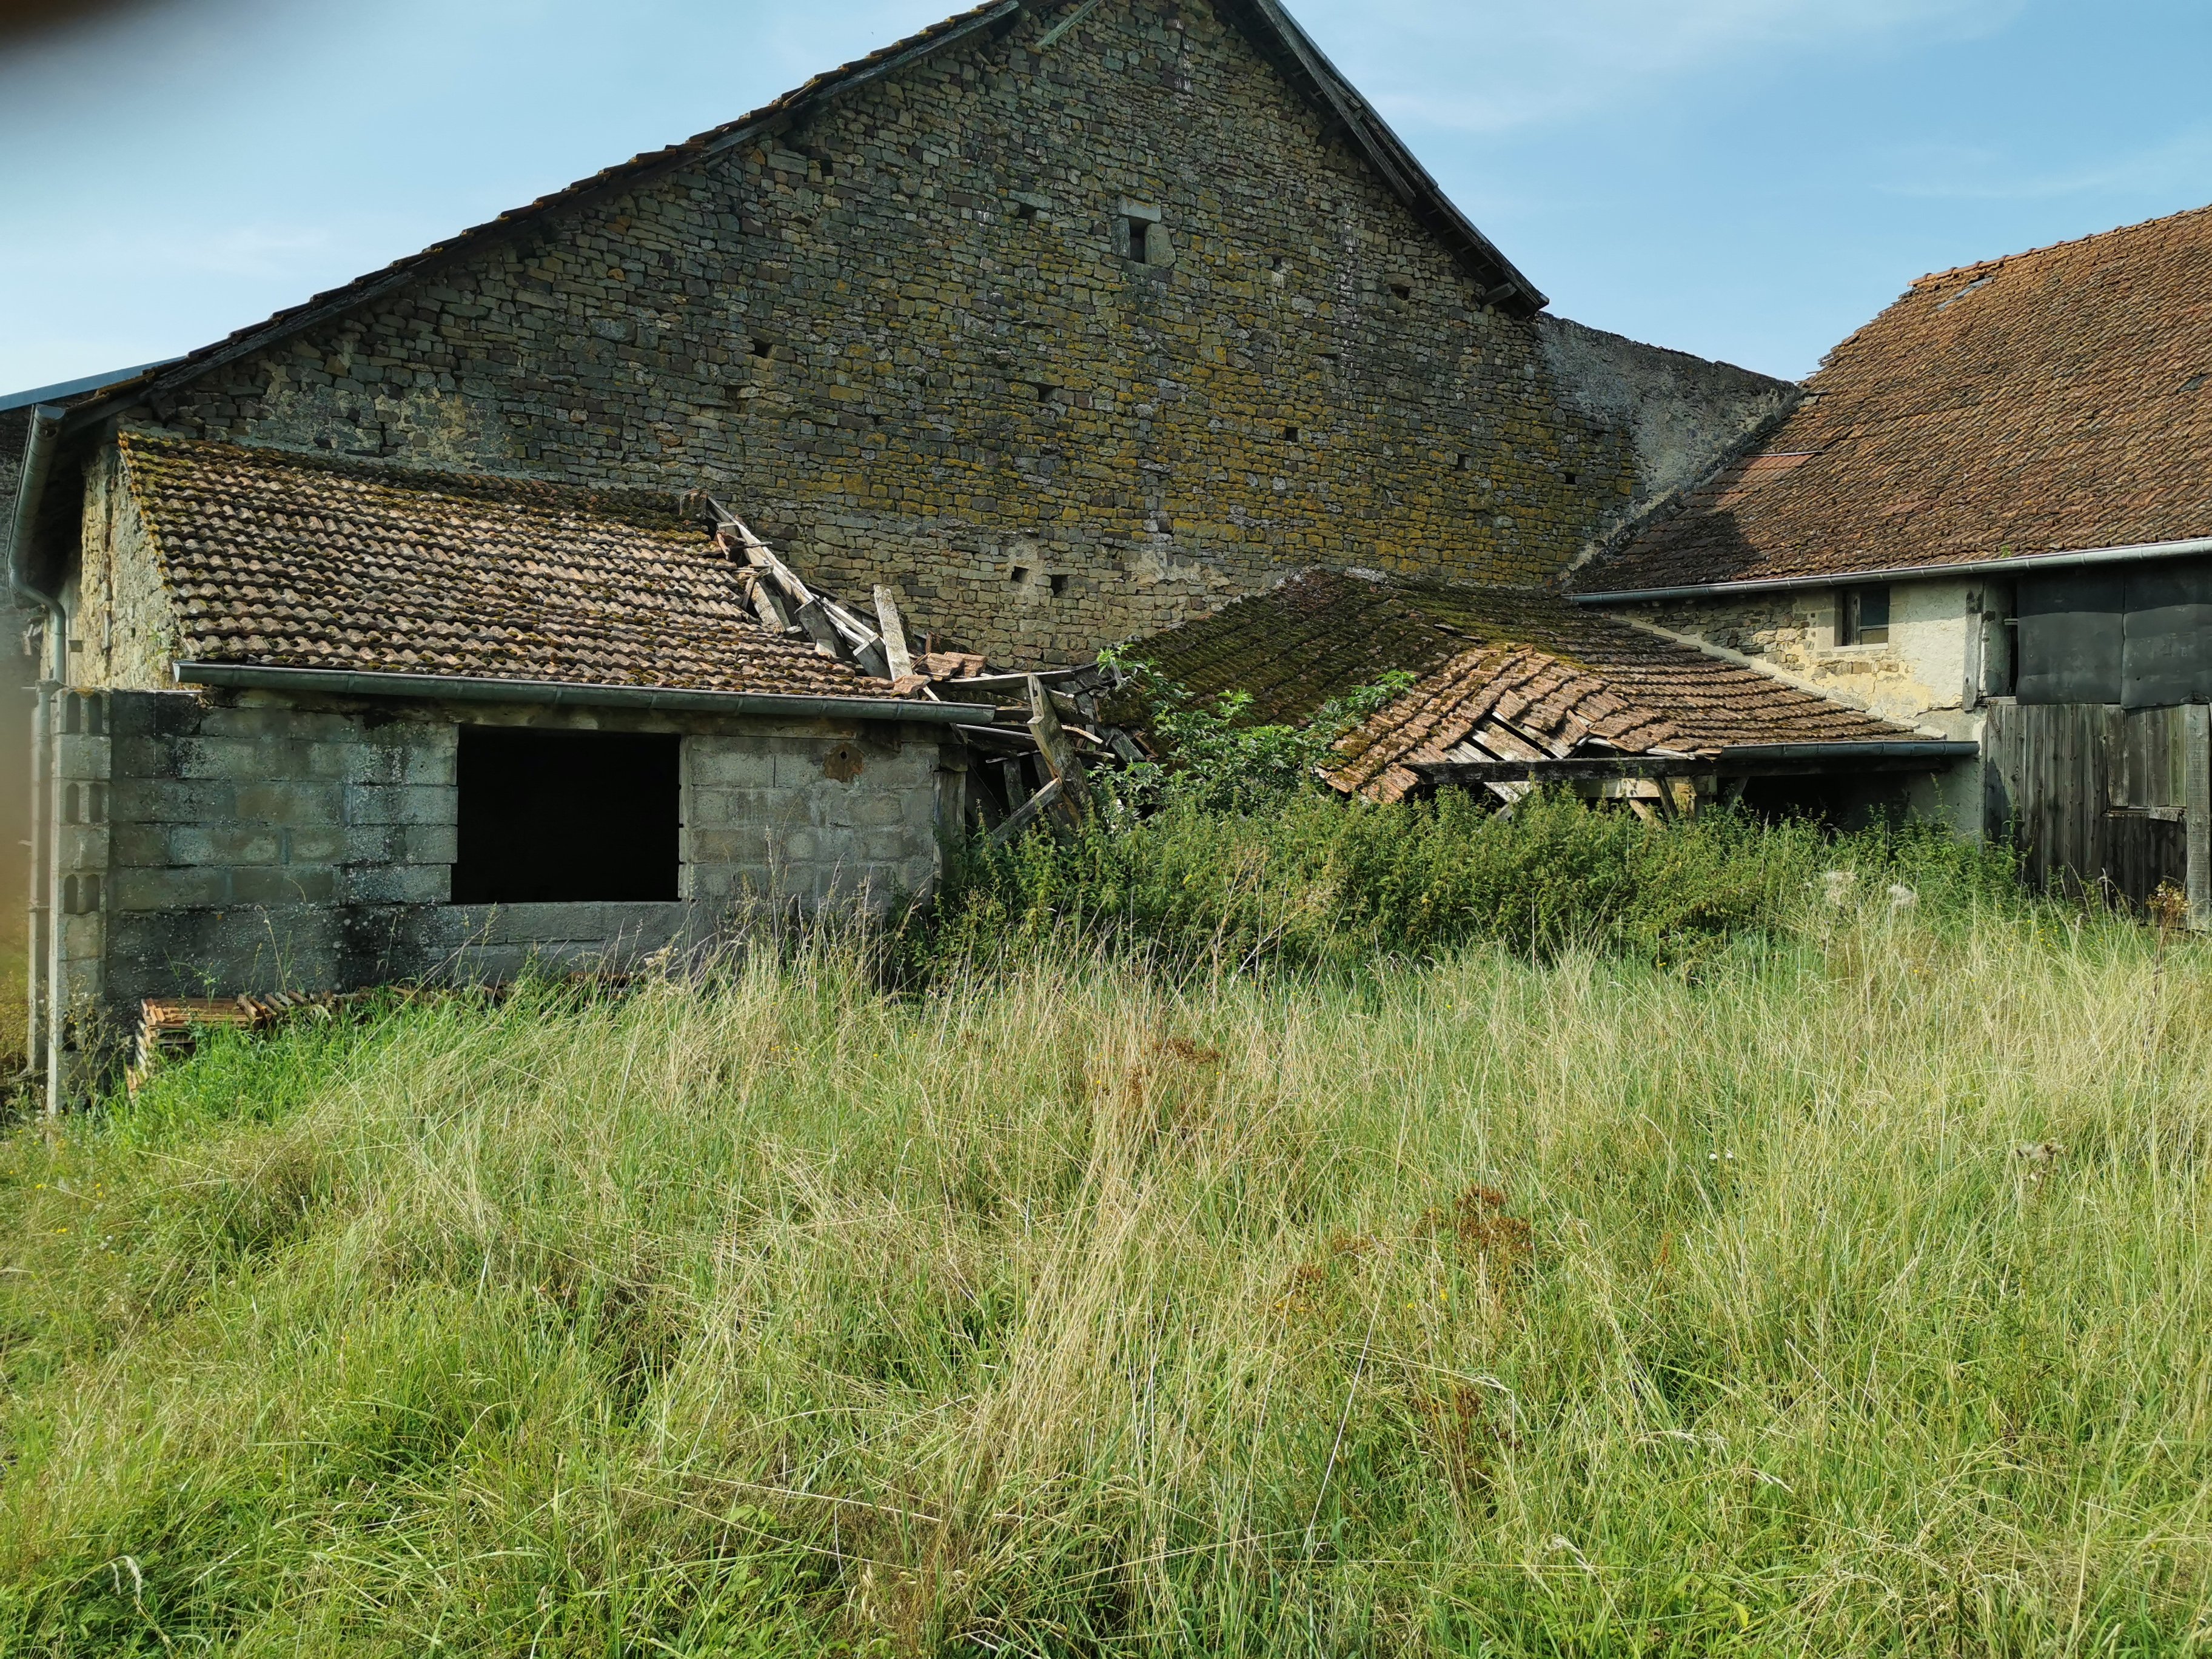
[115,0,1784,667]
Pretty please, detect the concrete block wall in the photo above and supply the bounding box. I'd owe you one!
[47,688,952,1068]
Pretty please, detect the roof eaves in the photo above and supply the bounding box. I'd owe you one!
[62,0,1023,434]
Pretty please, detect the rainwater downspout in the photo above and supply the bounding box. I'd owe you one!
[7,405,68,1114]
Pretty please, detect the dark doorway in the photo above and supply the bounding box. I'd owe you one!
[452,727,682,904]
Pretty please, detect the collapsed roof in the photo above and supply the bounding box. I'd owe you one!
[1127,569,1922,802]
[1581,202,2212,597]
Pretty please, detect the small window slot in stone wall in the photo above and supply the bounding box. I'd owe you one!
[1118,203,1170,267]
[452,727,681,905]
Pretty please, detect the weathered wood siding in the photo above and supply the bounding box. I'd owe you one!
[1983,700,2212,921]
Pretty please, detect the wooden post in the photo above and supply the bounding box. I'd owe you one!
[2187,703,2210,931]
[1028,675,1090,822]
[987,777,1065,848]
[874,586,915,680]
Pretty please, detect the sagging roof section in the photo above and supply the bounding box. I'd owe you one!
[67,0,1541,430]
[119,432,906,701]
[1130,570,1914,802]
[1579,201,2212,596]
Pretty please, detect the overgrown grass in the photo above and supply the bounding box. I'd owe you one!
[0,940,25,1082]
[2,874,2209,1654]
[918,791,2023,978]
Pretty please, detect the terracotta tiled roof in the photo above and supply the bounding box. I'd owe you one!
[1581,202,2212,594]
[1128,570,1911,802]
[119,432,897,699]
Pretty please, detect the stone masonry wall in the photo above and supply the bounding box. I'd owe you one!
[109,0,1786,668]
[50,689,951,1064]
[1537,316,1795,557]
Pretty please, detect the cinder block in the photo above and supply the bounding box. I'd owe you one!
[773,746,841,790]
[401,743,457,786]
[55,734,112,780]
[197,705,345,742]
[110,824,170,868]
[863,829,922,863]
[231,865,339,905]
[284,826,349,863]
[236,782,346,826]
[343,825,406,864]
[108,691,202,742]
[689,745,779,788]
[687,826,770,864]
[59,823,111,870]
[403,823,460,864]
[691,786,808,829]
[112,865,231,913]
[309,741,384,781]
[171,826,283,866]
[347,863,450,905]
[176,737,301,781]
[344,784,456,826]
[112,778,235,826]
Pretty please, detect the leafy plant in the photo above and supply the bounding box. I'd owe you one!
[1099,647,1416,812]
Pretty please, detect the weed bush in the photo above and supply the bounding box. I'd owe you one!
[917,789,2023,977]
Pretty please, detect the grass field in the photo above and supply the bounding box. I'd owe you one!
[0,940,25,1084]
[1,860,2208,1655]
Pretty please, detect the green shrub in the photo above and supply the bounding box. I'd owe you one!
[915,789,2023,979]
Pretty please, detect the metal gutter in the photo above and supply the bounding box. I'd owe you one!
[1411,740,1980,786]
[1571,535,2212,606]
[0,361,179,414]
[172,662,997,724]
[1717,741,1980,764]
[6,404,67,1114]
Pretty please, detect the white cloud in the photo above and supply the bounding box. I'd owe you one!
[1294,0,2025,134]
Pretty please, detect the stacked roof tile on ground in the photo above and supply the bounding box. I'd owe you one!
[1584,203,2212,593]
[1130,570,1910,802]
[120,432,899,699]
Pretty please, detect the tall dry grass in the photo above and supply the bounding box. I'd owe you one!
[0,940,25,1082]
[1,899,2208,1655]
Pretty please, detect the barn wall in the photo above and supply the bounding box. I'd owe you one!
[106,2,1783,668]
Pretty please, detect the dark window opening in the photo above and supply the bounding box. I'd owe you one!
[453,727,681,905]
[1121,212,1168,266]
[1050,574,1070,598]
[1455,453,1469,471]
[749,338,774,359]
[1563,471,1578,486]
[1016,199,1041,220]
[1390,283,1413,302]
[1284,425,1301,442]
[1009,565,1031,585]
[1838,584,1892,647]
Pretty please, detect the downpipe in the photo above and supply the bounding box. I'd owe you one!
[6,405,67,1114]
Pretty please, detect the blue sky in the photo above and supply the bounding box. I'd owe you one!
[2,0,2207,393]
